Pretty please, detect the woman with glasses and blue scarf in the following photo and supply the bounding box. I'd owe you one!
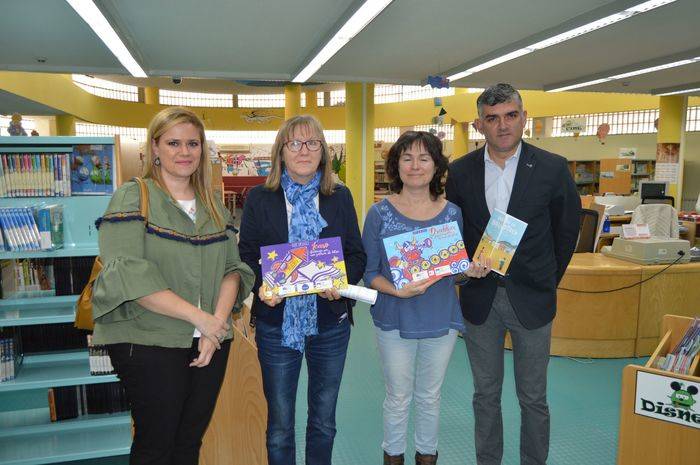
[239,115,366,465]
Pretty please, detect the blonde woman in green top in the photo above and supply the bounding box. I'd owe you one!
[92,107,254,465]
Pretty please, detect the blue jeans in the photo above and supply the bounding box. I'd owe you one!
[375,328,458,456]
[255,317,351,465]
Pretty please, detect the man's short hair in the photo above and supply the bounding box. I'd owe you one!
[476,83,523,118]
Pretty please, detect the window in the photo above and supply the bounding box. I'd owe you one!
[414,124,455,140]
[205,130,278,144]
[329,90,346,106]
[160,89,233,108]
[323,130,346,144]
[687,106,700,132]
[375,127,401,143]
[550,109,658,137]
[0,115,37,135]
[75,122,147,140]
[72,75,139,102]
[374,85,456,104]
[237,94,285,108]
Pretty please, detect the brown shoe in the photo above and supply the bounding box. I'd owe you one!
[415,451,438,465]
[384,451,404,465]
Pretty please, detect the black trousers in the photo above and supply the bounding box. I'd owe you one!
[107,339,231,465]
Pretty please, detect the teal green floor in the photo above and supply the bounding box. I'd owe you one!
[68,301,643,465]
[315,303,641,465]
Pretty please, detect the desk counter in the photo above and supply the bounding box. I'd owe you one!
[551,253,700,358]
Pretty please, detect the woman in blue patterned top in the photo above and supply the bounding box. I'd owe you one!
[362,131,490,465]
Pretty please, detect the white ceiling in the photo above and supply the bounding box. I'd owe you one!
[0,0,699,99]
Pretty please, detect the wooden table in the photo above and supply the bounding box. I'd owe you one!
[550,253,700,358]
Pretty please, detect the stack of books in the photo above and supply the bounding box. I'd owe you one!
[87,335,115,376]
[0,153,72,197]
[48,382,129,421]
[659,317,700,374]
[0,205,64,252]
[0,327,22,382]
[0,258,56,299]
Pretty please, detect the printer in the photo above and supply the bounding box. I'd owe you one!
[602,237,691,265]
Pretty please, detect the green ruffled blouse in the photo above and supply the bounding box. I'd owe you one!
[91,178,254,348]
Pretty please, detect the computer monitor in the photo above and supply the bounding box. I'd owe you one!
[639,180,668,199]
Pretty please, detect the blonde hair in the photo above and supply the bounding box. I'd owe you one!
[144,107,224,228]
[264,115,335,195]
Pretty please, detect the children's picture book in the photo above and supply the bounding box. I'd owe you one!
[382,221,470,290]
[474,209,528,276]
[261,237,348,297]
[70,145,115,195]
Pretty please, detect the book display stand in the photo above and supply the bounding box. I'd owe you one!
[617,314,700,465]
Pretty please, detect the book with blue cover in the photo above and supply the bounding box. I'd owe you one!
[474,209,528,276]
[382,221,470,289]
[70,145,114,195]
[260,237,348,297]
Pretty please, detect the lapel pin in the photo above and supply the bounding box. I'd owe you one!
[526,163,533,168]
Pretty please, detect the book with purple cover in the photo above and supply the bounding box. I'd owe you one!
[260,237,348,297]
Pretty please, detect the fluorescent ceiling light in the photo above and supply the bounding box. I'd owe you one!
[657,87,700,96]
[293,0,393,82]
[447,0,676,81]
[66,0,147,78]
[547,57,699,92]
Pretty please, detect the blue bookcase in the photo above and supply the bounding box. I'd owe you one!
[0,137,131,465]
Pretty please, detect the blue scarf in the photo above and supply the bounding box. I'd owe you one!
[281,169,328,352]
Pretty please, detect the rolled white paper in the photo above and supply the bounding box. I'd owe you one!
[339,285,378,305]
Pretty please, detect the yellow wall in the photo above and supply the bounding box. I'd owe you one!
[3,71,699,207]
[3,71,696,131]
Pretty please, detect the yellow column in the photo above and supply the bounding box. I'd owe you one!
[284,84,301,120]
[452,119,469,159]
[305,90,317,110]
[451,88,469,159]
[55,115,76,136]
[143,87,159,105]
[656,95,687,205]
[345,82,374,224]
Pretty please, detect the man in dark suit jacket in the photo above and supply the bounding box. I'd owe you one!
[446,84,581,465]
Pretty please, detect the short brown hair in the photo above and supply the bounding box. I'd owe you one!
[385,131,448,198]
[264,115,335,195]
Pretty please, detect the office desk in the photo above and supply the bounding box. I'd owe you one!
[551,253,700,358]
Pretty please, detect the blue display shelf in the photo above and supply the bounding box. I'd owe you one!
[0,295,78,327]
[0,351,118,393]
[0,413,131,465]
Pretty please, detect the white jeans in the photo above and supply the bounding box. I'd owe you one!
[375,327,458,456]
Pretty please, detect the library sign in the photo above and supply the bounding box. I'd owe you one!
[635,371,700,429]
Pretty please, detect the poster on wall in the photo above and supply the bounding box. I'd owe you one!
[655,163,679,183]
[655,143,680,183]
[561,117,587,133]
[618,147,637,159]
[220,145,272,176]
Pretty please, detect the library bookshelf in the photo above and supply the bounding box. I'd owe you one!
[617,314,700,465]
[0,136,130,465]
[567,159,655,195]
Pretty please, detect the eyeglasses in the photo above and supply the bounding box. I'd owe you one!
[284,139,322,152]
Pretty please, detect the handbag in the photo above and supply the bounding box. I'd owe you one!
[74,177,150,330]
